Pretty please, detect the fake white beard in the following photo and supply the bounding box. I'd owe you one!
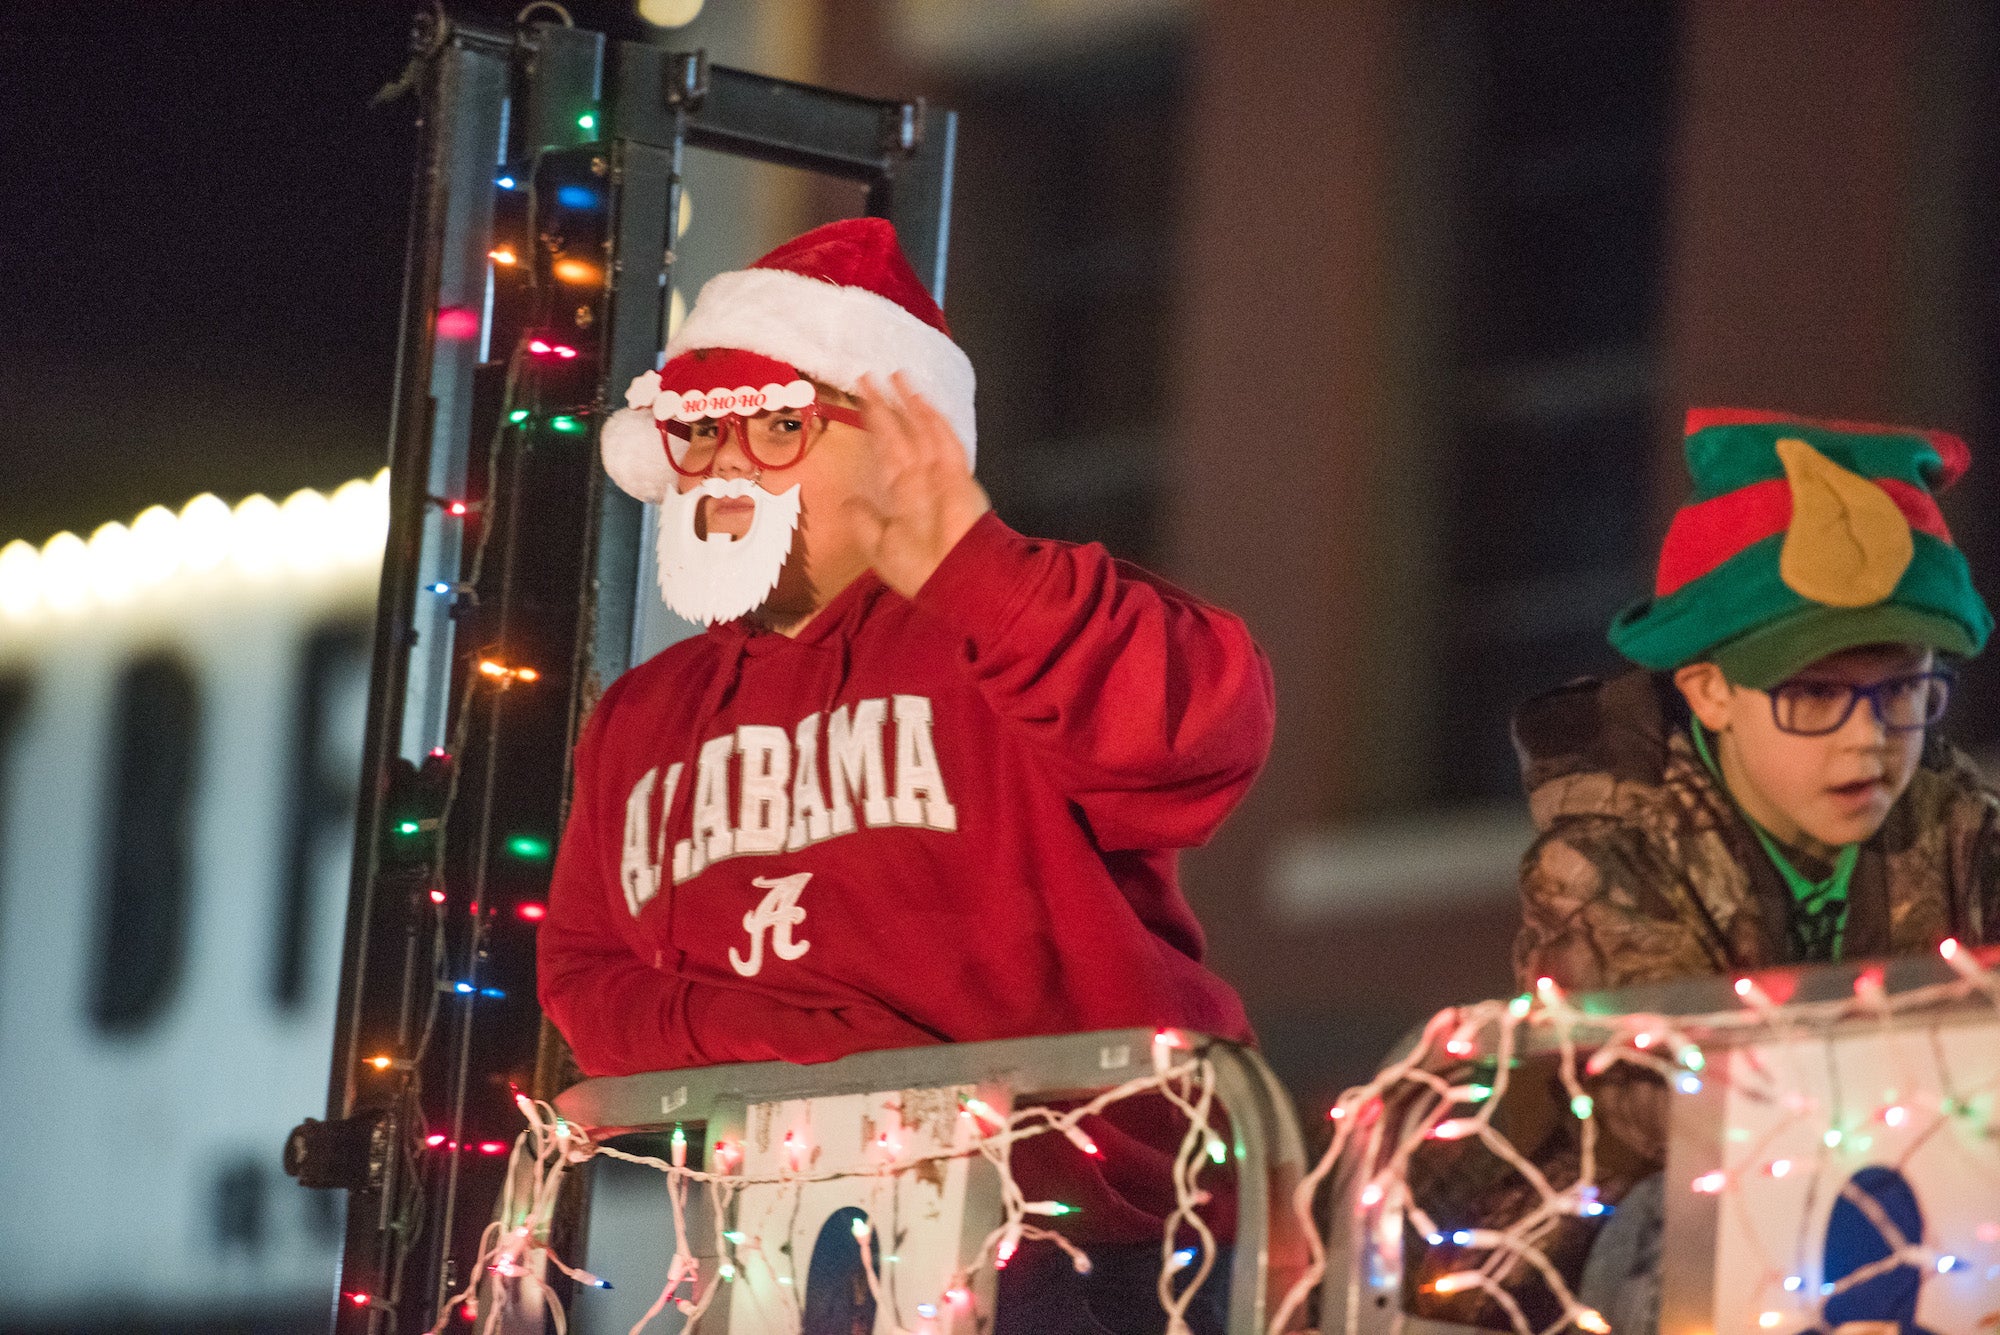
[655,477,803,625]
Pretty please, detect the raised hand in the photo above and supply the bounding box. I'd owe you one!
[846,371,992,598]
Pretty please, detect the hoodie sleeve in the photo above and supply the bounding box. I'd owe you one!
[538,691,939,1078]
[909,513,1274,852]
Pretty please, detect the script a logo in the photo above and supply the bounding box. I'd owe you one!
[728,872,812,978]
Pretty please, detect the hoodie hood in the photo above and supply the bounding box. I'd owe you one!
[687,572,891,741]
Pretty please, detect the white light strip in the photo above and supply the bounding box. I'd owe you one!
[0,470,390,623]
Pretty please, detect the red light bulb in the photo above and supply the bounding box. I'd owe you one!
[436,308,480,340]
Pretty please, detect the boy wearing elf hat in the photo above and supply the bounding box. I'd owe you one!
[538,218,1268,1330]
[1513,409,2000,991]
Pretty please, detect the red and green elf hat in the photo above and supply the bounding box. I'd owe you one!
[1609,408,1992,689]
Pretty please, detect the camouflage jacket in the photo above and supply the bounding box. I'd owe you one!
[1511,670,2000,991]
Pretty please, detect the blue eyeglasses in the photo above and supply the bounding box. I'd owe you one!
[1768,671,1953,736]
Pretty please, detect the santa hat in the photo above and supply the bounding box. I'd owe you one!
[600,217,975,503]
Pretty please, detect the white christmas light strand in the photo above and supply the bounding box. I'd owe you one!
[1264,940,2000,1335]
[0,470,390,621]
[455,1030,1227,1335]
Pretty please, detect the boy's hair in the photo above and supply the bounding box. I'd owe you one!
[1610,409,1990,689]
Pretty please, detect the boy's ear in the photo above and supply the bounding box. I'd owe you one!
[1673,661,1735,732]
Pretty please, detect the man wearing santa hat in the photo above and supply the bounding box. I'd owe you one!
[539,217,1272,1331]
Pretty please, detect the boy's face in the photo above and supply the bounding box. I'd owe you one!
[675,385,876,621]
[1676,644,1935,850]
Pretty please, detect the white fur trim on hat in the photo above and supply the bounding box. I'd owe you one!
[665,267,978,465]
[599,406,673,504]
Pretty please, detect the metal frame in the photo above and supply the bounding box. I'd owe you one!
[1317,953,2000,1335]
[556,1028,1311,1335]
[316,13,957,1332]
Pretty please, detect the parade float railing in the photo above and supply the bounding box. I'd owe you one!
[459,1028,1310,1334]
[1303,942,2000,1335]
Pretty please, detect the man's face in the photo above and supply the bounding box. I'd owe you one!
[1679,644,1936,849]
[672,388,875,619]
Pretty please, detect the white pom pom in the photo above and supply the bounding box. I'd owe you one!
[600,407,672,503]
[623,368,662,410]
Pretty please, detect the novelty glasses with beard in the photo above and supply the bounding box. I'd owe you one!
[637,348,865,625]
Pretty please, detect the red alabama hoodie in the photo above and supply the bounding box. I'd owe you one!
[541,510,1271,1068]
[539,513,1272,1237]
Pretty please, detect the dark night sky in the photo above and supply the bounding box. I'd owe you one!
[0,1,642,546]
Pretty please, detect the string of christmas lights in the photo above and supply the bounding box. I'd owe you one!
[449,1030,1229,1335]
[1266,940,2000,1335]
[353,310,573,1315]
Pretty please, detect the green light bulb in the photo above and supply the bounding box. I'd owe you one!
[507,834,552,860]
[508,409,530,424]
[551,415,583,434]
[396,820,420,836]
[577,112,597,131]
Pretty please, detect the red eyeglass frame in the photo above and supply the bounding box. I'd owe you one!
[658,400,865,477]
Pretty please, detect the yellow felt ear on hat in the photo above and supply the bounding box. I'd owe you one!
[1776,436,1914,607]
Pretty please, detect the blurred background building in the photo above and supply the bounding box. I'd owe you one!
[3,0,1997,1328]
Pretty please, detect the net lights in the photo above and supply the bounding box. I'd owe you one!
[1274,945,2000,1335]
[0,472,389,622]
[456,1044,1228,1335]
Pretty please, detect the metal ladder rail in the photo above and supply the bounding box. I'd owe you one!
[554,1027,1311,1334]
